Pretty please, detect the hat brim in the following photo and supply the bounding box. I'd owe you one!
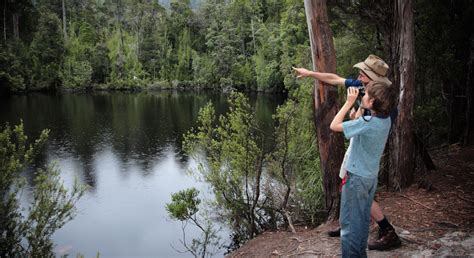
[354,62,392,86]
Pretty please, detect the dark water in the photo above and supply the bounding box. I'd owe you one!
[0,91,284,257]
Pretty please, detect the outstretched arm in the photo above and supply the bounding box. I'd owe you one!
[292,67,346,86]
[330,88,359,132]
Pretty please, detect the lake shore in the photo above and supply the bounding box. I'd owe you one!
[227,144,474,257]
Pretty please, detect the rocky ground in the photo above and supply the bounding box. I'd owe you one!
[227,144,474,257]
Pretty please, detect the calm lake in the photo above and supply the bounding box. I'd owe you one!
[0,91,284,257]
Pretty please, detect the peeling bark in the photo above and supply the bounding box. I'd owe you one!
[303,0,345,221]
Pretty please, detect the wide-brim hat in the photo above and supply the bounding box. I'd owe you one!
[354,54,392,85]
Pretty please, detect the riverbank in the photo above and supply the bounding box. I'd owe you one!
[227,144,474,257]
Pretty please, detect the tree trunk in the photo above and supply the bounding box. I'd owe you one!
[12,12,19,39]
[386,0,416,189]
[463,34,473,146]
[3,0,6,42]
[62,0,67,43]
[303,0,345,221]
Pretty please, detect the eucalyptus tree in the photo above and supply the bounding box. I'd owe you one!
[302,0,345,221]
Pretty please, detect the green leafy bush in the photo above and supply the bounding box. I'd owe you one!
[0,122,86,256]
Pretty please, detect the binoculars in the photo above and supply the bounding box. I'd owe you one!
[350,85,365,97]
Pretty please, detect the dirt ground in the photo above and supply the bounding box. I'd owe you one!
[227,144,474,257]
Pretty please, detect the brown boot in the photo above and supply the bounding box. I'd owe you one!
[368,228,401,251]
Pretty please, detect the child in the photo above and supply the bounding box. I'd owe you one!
[330,81,397,257]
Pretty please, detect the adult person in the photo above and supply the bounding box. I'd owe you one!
[293,55,401,251]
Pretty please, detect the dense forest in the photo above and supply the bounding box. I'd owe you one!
[1,0,473,256]
[1,0,471,145]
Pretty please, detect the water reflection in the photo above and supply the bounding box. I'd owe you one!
[0,91,284,257]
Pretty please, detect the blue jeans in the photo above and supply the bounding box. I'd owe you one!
[340,172,377,258]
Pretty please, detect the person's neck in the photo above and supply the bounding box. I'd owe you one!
[371,110,389,118]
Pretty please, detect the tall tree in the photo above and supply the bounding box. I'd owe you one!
[386,0,416,189]
[303,0,345,221]
[328,0,418,190]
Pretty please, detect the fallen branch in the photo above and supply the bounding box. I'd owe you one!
[400,194,436,211]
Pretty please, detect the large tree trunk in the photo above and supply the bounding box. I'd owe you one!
[385,0,416,189]
[303,0,345,221]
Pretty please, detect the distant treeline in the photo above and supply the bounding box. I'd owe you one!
[0,0,311,92]
[0,0,472,144]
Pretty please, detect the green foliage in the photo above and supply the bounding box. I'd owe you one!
[414,96,449,145]
[268,95,324,223]
[0,122,86,257]
[166,188,221,257]
[176,28,193,81]
[192,52,217,85]
[90,43,111,84]
[413,0,472,144]
[166,188,201,221]
[253,23,283,91]
[61,22,98,88]
[169,0,194,47]
[106,28,146,88]
[231,56,256,89]
[139,5,171,81]
[30,10,65,90]
[183,93,266,244]
[278,0,311,93]
[0,0,310,92]
[183,91,325,248]
[0,42,28,92]
[62,60,93,89]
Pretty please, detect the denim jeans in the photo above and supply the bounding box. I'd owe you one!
[340,172,377,258]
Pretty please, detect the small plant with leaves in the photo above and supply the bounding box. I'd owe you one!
[166,188,221,258]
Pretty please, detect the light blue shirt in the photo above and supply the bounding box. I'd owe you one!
[342,116,391,178]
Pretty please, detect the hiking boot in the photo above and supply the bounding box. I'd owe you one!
[368,228,401,251]
[327,227,341,237]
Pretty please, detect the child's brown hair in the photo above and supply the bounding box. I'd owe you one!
[366,81,398,117]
